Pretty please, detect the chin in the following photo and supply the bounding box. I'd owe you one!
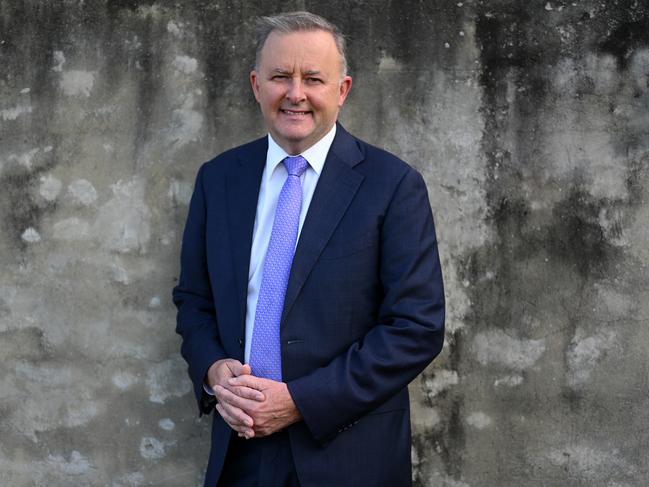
[279,128,314,144]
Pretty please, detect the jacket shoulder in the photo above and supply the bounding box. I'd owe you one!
[350,134,417,183]
[199,136,267,177]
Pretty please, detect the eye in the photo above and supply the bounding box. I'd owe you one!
[271,74,288,80]
[306,77,323,84]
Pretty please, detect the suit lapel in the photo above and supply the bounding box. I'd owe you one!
[282,125,365,325]
[226,137,267,332]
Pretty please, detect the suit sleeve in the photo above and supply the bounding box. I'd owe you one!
[287,168,445,444]
[172,164,228,414]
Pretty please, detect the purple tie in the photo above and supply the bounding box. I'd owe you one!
[249,155,309,380]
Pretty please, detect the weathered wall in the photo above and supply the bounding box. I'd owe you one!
[1,0,648,485]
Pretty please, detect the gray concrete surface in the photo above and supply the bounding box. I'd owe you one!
[1,0,648,485]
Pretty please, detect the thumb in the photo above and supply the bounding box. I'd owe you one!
[225,359,243,374]
[229,361,251,376]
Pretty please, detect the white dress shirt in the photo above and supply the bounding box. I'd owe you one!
[244,124,336,364]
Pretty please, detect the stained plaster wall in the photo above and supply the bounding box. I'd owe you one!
[1,1,648,486]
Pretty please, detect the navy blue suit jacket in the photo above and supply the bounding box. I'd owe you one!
[173,124,445,486]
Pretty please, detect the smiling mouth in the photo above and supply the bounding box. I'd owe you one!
[281,109,311,116]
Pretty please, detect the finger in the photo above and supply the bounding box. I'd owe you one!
[228,375,266,390]
[252,425,271,438]
[226,385,265,401]
[215,401,242,427]
[217,408,253,437]
[215,403,243,430]
[213,388,255,426]
[219,400,254,427]
[215,402,236,425]
[214,384,260,412]
[215,401,254,430]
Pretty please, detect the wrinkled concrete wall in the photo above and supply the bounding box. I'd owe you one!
[1,0,648,485]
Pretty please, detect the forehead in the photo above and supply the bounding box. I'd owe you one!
[259,29,341,71]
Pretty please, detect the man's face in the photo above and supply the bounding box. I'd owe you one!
[250,29,352,155]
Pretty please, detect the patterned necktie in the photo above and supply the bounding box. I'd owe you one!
[249,155,309,381]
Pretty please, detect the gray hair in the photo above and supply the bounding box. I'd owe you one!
[254,11,348,77]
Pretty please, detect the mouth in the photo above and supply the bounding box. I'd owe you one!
[280,109,311,117]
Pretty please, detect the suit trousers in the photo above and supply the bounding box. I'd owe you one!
[217,430,300,487]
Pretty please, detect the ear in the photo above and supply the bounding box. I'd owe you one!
[337,75,353,107]
[250,71,261,102]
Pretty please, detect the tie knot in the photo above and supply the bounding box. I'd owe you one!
[283,155,309,177]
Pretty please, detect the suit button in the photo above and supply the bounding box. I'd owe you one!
[238,338,243,348]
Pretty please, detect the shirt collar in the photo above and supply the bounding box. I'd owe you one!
[266,124,337,176]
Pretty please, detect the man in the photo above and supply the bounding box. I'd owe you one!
[173,11,445,487]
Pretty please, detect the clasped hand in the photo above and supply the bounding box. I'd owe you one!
[206,359,301,439]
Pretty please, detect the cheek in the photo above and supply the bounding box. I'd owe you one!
[260,95,279,112]
[257,86,279,104]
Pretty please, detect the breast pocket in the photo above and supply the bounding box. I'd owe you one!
[318,231,377,260]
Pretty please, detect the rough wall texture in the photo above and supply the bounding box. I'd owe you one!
[1,0,648,485]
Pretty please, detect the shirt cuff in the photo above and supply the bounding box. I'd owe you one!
[203,383,215,396]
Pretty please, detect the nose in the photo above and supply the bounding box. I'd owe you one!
[285,78,305,104]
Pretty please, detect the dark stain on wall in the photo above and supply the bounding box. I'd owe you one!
[416,328,466,483]
[599,19,649,70]
[381,1,456,67]
[595,0,649,71]
[418,397,465,483]
[1,3,66,249]
[470,1,620,300]
[547,187,619,278]
[0,327,49,361]
[106,0,157,14]
[98,1,169,162]
[0,1,66,133]
[0,165,57,251]
[0,297,10,318]
[196,3,258,139]
[411,434,428,487]
[626,153,649,206]
[133,13,166,159]
[486,186,622,281]
[470,0,646,306]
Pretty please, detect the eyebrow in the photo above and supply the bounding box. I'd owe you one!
[269,68,323,76]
